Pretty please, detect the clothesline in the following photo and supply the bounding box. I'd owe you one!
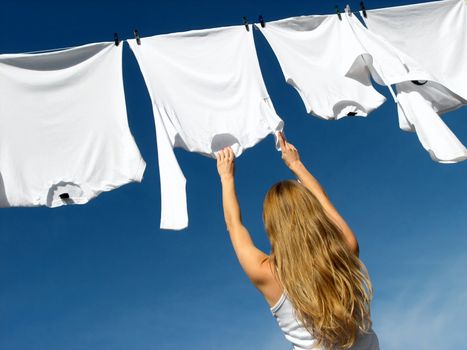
[18,0,467,54]
[4,0,436,55]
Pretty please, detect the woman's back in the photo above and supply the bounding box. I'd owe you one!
[271,293,380,350]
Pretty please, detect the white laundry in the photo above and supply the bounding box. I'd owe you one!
[395,82,467,163]
[342,7,467,163]
[128,25,283,230]
[363,0,467,110]
[256,14,387,120]
[257,12,466,162]
[359,0,467,162]
[0,42,146,208]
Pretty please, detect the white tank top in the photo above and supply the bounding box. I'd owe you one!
[270,293,380,350]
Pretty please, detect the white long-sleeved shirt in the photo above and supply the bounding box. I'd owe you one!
[128,25,283,230]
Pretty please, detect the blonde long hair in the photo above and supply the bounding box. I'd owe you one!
[263,180,372,349]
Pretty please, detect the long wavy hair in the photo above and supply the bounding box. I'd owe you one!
[263,180,372,349]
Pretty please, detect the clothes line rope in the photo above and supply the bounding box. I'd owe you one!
[5,0,460,55]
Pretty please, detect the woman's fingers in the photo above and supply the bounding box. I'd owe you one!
[278,133,300,168]
[217,147,235,162]
[216,147,235,179]
[280,132,291,152]
[278,131,286,150]
[228,147,234,161]
[219,149,226,162]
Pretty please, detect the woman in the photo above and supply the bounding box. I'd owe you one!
[216,132,379,350]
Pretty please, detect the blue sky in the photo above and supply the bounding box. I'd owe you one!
[1,0,466,349]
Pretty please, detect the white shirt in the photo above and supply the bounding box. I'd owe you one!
[361,0,467,163]
[271,293,380,350]
[0,42,146,207]
[364,0,467,107]
[257,14,386,120]
[128,25,283,230]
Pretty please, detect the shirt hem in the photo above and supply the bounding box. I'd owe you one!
[270,293,287,313]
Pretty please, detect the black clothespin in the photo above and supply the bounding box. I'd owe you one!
[345,4,352,16]
[134,29,141,45]
[243,16,250,31]
[335,5,342,21]
[114,32,119,46]
[360,1,368,18]
[59,193,70,200]
[258,15,266,28]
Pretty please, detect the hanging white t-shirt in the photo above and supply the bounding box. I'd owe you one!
[0,42,146,208]
[128,25,283,230]
[256,14,387,120]
[343,8,467,163]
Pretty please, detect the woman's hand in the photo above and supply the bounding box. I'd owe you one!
[278,131,301,169]
[217,147,235,181]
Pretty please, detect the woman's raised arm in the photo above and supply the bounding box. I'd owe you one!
[278,132,359,255]
[216,148,273,287]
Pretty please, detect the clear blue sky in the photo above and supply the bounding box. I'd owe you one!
[1,1,466,349]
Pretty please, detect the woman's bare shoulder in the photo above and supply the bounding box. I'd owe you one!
[257,257,284,308]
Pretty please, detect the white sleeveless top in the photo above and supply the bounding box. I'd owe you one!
[270,293,380,350]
